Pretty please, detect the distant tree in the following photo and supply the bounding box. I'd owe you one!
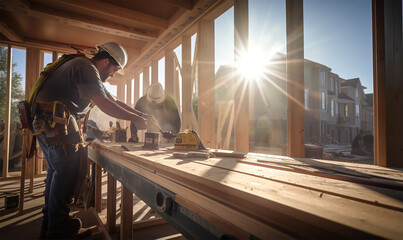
[0,46,25,123]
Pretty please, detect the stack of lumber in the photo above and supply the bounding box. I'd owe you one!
[90,142,403,239]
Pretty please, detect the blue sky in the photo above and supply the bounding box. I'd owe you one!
[10,0,374,95]
[214,0,373,93]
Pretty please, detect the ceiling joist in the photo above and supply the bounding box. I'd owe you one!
[0,0,159,41]
[164,0,193,10]
[41,0,168,30]
[0,12,24,42]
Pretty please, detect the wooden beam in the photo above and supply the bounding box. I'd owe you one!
[95,163,102,212]
[116,84,125,128]
[107,173,117,233]
[197,19,216,148]
[2,46,12,178]
[165,49,175,97]
[372,0,403,168]
[234,0,249,152]
[133,74,140,104]
[143,67,150,96]
[48,0,168,29]
[0,13,23,42]
[128,0,220,72]
[120,185,133,240]
[286,0,305,158]
[126,78,132,140]
[151,60,159,84]
[0,38,93,54]
[181,35,192,130]
[163,0,193,10]
[0,0,158,41]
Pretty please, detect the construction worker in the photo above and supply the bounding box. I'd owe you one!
[129,83,181,143]
[32,42,157,239]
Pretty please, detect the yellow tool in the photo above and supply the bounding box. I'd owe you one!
[173,129,206,150]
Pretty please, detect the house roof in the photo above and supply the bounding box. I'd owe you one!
[338,92,354,101]
[365,93,374,106]
[341,78,361,88]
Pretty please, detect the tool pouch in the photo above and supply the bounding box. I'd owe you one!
[45,115,81,145]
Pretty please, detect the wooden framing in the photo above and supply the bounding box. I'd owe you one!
[143,66,150,96]
[120,185,133,240]
[107,173,117,233]
[233,0,249,152]
[181,34,193,130]
[165,49,175,98]
[2,46,12,178]
[372,0,403,168]
[197,19,216,148]
[151,60,159,85]
[286,0,305,158]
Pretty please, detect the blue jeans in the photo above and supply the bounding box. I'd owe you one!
[37,134,83,230]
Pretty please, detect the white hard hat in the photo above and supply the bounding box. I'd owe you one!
[96,42,128,75]
[146,83,165,104]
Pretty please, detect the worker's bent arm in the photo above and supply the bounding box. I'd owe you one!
[91,96,146,129]
[114,98,144,117]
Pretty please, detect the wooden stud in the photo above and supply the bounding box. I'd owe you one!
[95,163,102,212]
[165,49,175,98]
[372,0,403,167]
[120,185,133,240]
[197,19,216,148]
[2,46,12,179]
[133,74,140,104]
[143,67,150,96]
[107,173,117,233]
[116,84,125,128]
[151,60,159,85]
[234,0,249,152]
[126,79,132,140]
[286,0,305,158]
[181,35,192,130]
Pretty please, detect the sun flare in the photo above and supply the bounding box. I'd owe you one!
[237,48,266,80]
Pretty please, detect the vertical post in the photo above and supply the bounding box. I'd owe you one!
[165,49,175,98]
[198,19,216,148]
[372,0,403,167]
[19,47,40,213]
[116,84,125,128]
[286,0,305,158]
[120,185,133,240]
[143,66,150,95]
[2,46,12,178]
[126,78,132,140]
[107,173,117,233]
[95,163,102,212]
[234,0,249,152]
[182,35,192,130]
[133,74,140,104]
[151,60,158,85]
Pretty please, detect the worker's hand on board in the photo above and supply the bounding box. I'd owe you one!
[132,115,147,130]
[143,114,160,131]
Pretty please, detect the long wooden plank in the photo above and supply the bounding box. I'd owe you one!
[190,157,403,211]
[91,143,403,239]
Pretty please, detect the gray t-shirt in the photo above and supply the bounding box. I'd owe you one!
[36,57,111,118]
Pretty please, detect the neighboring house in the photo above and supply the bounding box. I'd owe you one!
[214,53,373,148]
